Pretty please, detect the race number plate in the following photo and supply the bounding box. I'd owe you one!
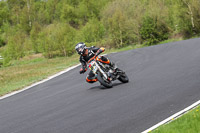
[89,61,98,73]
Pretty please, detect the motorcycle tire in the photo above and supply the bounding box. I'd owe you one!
[118,72,129,83]
[97,72,113,88]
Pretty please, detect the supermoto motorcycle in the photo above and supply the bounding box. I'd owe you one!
[87,56,129,88]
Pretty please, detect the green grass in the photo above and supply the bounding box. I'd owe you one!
[0,54,80,96]
[105,44,145,53]
[152,106,200,133]
[159,38,183,44]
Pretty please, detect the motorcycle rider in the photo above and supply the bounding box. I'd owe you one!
[75,42,116,83]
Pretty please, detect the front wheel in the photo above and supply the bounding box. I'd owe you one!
[97,72,113,88]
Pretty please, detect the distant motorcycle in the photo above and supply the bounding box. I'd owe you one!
[87,56,129,88]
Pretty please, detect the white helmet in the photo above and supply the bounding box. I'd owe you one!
[75,42,86,55]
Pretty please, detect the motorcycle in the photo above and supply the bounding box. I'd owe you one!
[87,55,129,88]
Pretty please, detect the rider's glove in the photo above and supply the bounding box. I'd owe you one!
[96,47,105,57]
[80,68,87,74]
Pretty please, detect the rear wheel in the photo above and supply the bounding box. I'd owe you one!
[97,72,113,88]
[118,72,129,83]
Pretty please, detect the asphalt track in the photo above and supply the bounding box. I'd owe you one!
[0,38,200,133]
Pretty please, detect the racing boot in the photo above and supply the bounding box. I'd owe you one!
[109,61,118,72]
[108,61,118,80]
[107,71,113,81]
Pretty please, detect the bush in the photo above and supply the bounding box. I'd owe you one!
[102,0,145,48]
[36,22,76,58]
[81,18,105,43]
[0,26,7,47]
[0,59,3,67]
[0,37,5,47]
[30,22,42,53]
[140,16,169,45]
[2,29,27,66]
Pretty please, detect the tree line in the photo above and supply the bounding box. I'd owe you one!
[0,0,200,66]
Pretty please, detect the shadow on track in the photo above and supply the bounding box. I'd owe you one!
[89,82,124,90]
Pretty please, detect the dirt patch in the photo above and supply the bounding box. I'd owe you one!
[170,33,184,39]
[21,53,43,60]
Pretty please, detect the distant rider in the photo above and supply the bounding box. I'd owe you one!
[75,42,116,83]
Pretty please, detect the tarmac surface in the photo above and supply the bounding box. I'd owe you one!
[0,38,200,133]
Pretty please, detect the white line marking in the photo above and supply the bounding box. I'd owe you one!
[142,100,200,133]
[0,64,81,100]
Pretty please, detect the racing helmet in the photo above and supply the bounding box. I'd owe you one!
[75,42,86,55]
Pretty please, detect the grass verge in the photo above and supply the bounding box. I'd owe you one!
[0,54,80,96]
[152,105,200,133]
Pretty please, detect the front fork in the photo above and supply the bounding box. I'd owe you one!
[96,65,108,80]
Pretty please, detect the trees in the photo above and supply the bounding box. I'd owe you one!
[0,1,10,27]
[102,0,143,47]
[164,0,200,37]
[181,0,200,33]
[81,18,105,43]
[102,0,200,46]
[3,29,27,66]
[0,1,10,47]
[140,0,170,45]
[1,0,200,67]
[36,23,76,58]
[140,16,169,45]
